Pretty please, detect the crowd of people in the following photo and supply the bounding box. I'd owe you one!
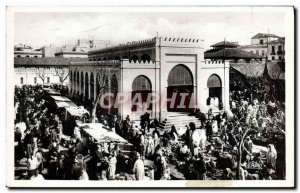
[14,81,286,181]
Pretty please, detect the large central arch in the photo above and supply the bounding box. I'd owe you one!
[167,64,194,112]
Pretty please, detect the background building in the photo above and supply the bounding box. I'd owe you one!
[239,33,285,62]
[14,57,87,86]
[14,44,43,58]
[41,39,112,58]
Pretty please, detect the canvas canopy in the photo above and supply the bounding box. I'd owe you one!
[50,95,72,102]
[77,123,128,143]
[65,106,90,117]
[43,88,61,95]
[55,101,77,108]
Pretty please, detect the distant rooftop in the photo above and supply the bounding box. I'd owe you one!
[251,33,280,39]
[204,48,263,60]
[211,41,239,48]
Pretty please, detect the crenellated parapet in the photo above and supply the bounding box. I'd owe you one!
[121,59,156,69]
[159,37,204,48]
[161,37,202,43]
[202,60,230,69]
[70,60,121,66]
[126,59,155,64]
[204,60,226,64]
[89,38,156,55]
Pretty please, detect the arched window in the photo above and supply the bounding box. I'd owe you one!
[81,72,84,95]
[110,74,118,114]
[73,71,76,88]
[90,73,94,101]
[207,74,222,88]
[132,75,152,91]
[96,73,100,96]
[141,54,151,63]
[85,72,89,100]
[70,71,73,80]
[207,74,222,105]
[168,64,193,86]
[69,71,73,93]
[76,71,80,93]
[130,55,139,63]
[132,75,152,111]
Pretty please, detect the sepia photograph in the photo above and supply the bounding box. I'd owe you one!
[6,6,295,188]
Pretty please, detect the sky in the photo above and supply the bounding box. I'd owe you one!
[14,11,285,50]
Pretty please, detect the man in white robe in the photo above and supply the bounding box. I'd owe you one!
[133,153,145,180]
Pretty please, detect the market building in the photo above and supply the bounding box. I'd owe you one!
[69,37,231,121]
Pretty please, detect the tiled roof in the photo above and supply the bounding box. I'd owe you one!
[251,33,280,39]
[230,63,265,78]
[55,51,88,55]
[14,57,88,67]
[266,62,285,80]
[211,41,239,47]
[204,48,264,60]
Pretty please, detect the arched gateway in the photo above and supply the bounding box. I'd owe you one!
[167,64,194,112]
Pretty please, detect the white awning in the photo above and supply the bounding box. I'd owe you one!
[55,101,77,108]
[50,95,72,102]
[43,88,61,95]
[77,123,128,143]
[65,106,90,117]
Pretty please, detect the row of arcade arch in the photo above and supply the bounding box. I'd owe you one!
[70,71,118,102]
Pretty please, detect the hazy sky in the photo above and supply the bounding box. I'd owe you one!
[14,11,285,50]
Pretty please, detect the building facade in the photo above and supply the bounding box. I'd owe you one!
[14,57,87,86]
[14,44,43,58]
[239,33,285,62]
[69,37,230,121]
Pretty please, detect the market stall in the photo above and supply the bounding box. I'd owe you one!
[62,106,90,136]
[77,123,128,144]
[50,95,72,102]
[77,123,132,159]
[65,106,90,118]
[55,101,77,109]
[43,87,61,96]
